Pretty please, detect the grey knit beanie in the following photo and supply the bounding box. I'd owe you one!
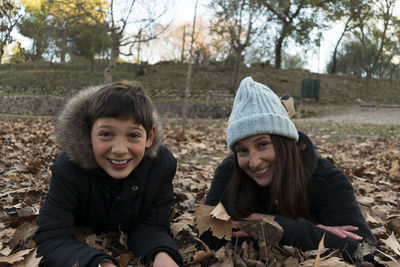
[226,77,298,150]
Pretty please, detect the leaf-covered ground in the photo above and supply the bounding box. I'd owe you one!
[0,117,399,266]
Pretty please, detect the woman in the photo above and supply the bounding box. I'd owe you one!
[202,77,375,262]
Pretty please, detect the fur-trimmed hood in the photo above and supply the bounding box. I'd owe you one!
[55,85,163,170]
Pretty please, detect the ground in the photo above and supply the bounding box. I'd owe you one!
[0,105,399,266]
[300,106,400,125]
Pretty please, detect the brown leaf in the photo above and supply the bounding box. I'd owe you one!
[389,160,399,180]
[194,204,234,240]
[116,253,133,267]
[0,249,31,264]
[238,218,283,246]
[210,203,231,221]
[13,248,42,267]
[382,232,400,257]
[315,233,325,267]
[192,250,213,263]
[8,222,39,251]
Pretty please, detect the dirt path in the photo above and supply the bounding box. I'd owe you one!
[299,106,400,125]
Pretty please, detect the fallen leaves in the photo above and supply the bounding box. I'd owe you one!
[1,118,400,266]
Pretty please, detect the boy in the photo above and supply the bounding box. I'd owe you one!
[34,81,182,267]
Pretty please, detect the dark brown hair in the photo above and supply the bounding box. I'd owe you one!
[86,80,154,138]
[223,134,313,220]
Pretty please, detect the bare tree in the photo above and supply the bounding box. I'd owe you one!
[182,0,198,134]
[262,0,334,69]
[210,0,264,94]
[76,0,171,83]
[0,0,22,63]
[325,0,373,74]
[355,0,397,84]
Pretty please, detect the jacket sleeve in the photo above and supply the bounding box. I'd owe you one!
[275,158,375,259]
[204,154,234,206]
[34,153,118,267]
[128,148,182,266]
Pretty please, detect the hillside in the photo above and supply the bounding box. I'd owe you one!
[0,62,399,117]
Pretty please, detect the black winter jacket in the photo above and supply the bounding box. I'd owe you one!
[203,131,375,259]
[34,85,182,267]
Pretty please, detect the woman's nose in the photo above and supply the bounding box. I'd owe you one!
[248,151,261,169]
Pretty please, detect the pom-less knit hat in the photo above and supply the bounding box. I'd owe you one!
[226,77,298,150]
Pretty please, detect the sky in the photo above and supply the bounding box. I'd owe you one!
[12,0,399,73]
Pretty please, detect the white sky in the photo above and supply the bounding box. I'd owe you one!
[12,0,399,73]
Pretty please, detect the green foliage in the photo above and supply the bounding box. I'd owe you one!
[0,0,22,62]
[18,8,50,60]
[69,22,111,63]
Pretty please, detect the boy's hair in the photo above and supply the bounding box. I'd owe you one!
[86,80,154,138]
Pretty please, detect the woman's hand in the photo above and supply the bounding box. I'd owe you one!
[153,251,179,267]
[316,224,363,241]
[232,213,276,238]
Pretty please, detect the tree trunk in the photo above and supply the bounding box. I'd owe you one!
[330,18,351,74]
[182,0,198,134]
[181,26,186,63]
[275,35,284,69]
[231,47,243,94]
[104,31,121,84]
[60,30,67,63]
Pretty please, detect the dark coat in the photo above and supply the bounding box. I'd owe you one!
[203,131,375,259]
[34,85,182,267]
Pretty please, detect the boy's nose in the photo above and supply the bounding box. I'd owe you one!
[112,138,128,155]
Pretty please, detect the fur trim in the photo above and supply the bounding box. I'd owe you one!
[56,85,163,170]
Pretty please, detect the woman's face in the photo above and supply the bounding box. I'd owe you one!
[90,117,154,179]
[234,134,276,187]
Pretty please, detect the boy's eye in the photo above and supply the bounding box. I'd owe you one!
[128,133,140,139]
[99,131,111,137]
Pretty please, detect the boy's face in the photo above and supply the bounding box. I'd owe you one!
[90,117,155,179]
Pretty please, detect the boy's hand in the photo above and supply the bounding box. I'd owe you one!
[99,260,117,267]
[316,224,363,241]
[153,252,179,267]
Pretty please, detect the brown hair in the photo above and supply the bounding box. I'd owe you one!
[223,134,313,220]
[86,80,154,139]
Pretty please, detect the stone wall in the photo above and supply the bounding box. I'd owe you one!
[0,95,232,118]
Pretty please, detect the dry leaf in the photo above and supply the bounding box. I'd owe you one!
[0,249,32,264]
[194,204,235,240]
[13,248,42,267]
[238,218,283,246]
[210,203,231,221]
[382,232,400,257]
[192,250,213,263]
[389,160,399,180]
[314,233,325,267]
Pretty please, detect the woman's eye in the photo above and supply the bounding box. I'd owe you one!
[259,142,268,147]
[235,148,248,155]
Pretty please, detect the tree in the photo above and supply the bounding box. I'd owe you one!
[209,0,265,94]
[261,0,334,69]
[324,0,373,74]
[47,0,107,63]
[359,0,397,84]
[69,22,111,70]
[0,0,22,63]
[18,7,51,61]
[76,0,172,83]
[182,0,198,135]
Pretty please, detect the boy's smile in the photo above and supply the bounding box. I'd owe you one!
[90,117,155,179]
